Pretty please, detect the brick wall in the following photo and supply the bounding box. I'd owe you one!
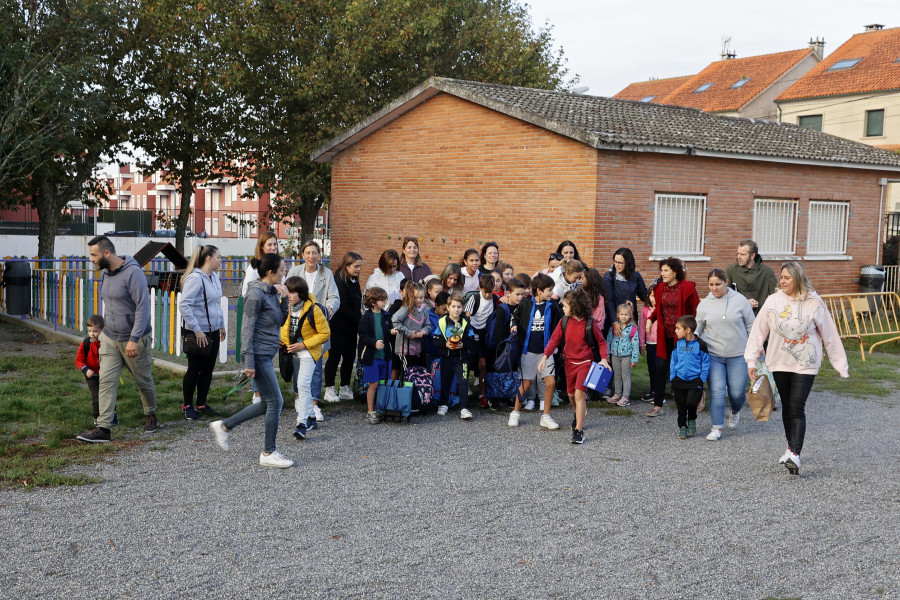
[329,91,887,295]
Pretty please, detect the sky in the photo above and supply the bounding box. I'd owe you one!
[525,0,900,97]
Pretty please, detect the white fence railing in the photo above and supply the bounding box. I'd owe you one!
[885,265,899,294]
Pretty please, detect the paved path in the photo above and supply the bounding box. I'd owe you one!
[1,392,897,599]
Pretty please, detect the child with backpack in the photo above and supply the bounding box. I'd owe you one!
[76,314,117,428]
[464,274,500,407]
[509,273,561,429]
[538,289,610,444]
[670,315,710,439]
[280,277,331,440]
[432,293,474,419]
[358,287,397,425]
[606,303,640,407]
[392,282,432,375]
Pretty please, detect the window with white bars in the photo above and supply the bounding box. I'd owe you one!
[212,217,219,236]
[224,186,231,207]
[807,201,849,255]
[224,214,232,232]
[653,193,706,256]
[753,198,798,256]
[204,191,211,211]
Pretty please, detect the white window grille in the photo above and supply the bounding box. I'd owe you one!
[204,191,211,211]
[224,186,231,207]
[653,193,706,256]
[204,217,211,236]
[224,214,232,232]
[807,201,849,255]
[753,198,798,256]
[212,217,219,236]
[212,189,220,212]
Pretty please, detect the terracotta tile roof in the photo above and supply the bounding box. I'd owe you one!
[312,77,900,169]
[778,27,900,101]
[662,48,815,113]
[613,76,693,103]
[876,144,900,153]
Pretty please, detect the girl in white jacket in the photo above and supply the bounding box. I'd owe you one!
[745,262,849,475]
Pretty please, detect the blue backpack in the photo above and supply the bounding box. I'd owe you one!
[484,302,511,350]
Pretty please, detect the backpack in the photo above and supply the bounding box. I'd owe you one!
[559,316,601,362]
[405,366,434,408]
[484,302,511,350]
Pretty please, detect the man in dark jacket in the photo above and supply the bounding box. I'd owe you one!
[77,236,158,443]
[725,240,778,316]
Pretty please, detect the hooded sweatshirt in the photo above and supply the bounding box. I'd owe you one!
[241,279,289,363]
[695,288,755,358]
[745,289,849,377]
[726,255,778,315]
[99,256,152,343]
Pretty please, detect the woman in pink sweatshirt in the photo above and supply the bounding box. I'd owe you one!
[745,261,848,476]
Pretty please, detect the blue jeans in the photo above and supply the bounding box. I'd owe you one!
[224,354,283,453]
[310,355,324,401]
[707,355,748,428]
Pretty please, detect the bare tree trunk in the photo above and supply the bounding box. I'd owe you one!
[34,176,61,258]
[298,196,324,246]
[175,157,194,255]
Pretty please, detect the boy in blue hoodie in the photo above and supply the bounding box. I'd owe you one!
[670,315,710,439]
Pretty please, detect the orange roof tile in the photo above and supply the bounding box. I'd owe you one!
[777,27,900,101]
[875,144,900,153]
[613,76,693,102]
[661,48,815,113]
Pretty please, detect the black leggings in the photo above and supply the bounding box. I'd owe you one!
[654,336,676,407]
[672,377,703,428]
[772,371,816,455]
[183,336,219,407]
[324,328,357,388]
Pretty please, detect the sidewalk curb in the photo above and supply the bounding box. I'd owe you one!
[0,312,242,378]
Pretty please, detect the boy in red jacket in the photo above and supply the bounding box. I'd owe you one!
[538,289,610,444]
[76,315,116,427]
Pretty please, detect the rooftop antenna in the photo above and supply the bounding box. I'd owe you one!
[721,36,736,60]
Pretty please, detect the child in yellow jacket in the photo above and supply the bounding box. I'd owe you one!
[280,277,331,439]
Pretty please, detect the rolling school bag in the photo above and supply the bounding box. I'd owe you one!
[375,379,415,422]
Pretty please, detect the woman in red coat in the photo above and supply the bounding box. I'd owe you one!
[644,257,700,417]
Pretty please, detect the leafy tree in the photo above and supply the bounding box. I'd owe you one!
[231,0,575,246]
[126,0,246,254]
[0,0,131,257]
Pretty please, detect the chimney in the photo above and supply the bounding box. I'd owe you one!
[808,37,825,57]
[864,24,884,31]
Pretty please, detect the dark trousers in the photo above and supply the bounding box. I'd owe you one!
[654,336,676,407]
[772,371,816,455]
[324,327,357,388]
[440,356,468,409]
[671,376,703,428]
[86,375,100,418]
[645,343,657,394]
[183,337,219,407]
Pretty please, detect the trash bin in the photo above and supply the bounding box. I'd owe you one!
[859,265,885,293]
[859,265,885,313]
[2,261,32,315]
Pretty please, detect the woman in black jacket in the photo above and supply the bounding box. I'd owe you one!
[323,252,364,403]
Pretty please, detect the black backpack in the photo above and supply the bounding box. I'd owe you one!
[558,316,601,362]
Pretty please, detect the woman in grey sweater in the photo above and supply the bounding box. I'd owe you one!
[210,254,293,468]
[695,268,755,441]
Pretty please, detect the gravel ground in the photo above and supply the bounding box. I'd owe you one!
[1,391,897,600]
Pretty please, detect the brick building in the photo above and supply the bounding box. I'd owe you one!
[313,78,900,293]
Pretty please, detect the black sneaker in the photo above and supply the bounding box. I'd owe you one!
[306,416,318,430]
[143,414,159,433]
[196,403,217,416]
[571,415,577,431]
[111,412,119,426]
[571,429,585,444]
[183,405,199,421]
[77,427,111,443]
[293,424,307,440]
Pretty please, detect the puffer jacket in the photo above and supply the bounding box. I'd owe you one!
[241,279,289,363]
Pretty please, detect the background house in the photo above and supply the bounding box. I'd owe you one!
[314,77,900,293]
[776,24,900,216]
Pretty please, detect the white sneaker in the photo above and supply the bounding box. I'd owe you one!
[706,428,722,441]
[785,452,801,475]
[437,405,449,416]
[508,411,521,427]
[209,420,230,451]
[460,408,474,420]
[778,447,792,464]
[727,411,741,429]
[259,450,293,468]
[540,414,560,430]
[523,400,535,411]
[324,387,340,403]
[339,385,354,400]
[313,405,325,422]
[251,393,261,404]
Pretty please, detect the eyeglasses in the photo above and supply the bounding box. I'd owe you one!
[549,253,563,260]
[614,260,626,266]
